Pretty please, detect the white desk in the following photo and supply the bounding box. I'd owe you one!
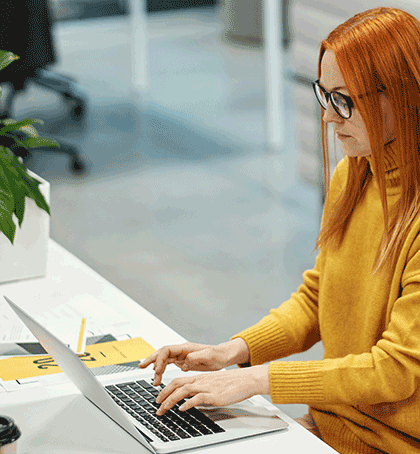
[1,240,337,453]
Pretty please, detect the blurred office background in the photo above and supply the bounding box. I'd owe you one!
[3,0,413,417]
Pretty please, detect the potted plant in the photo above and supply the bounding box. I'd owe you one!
[0,50,59,282]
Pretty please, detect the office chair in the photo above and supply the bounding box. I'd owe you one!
[0,0,87,174]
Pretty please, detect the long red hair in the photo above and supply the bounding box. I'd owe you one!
[316,7,420,272]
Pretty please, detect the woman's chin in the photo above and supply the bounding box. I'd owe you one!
[341,143,370,158]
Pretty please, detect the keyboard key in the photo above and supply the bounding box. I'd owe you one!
[174,429,191,439]
[166,432,181,441]
[197,426,213,435]
[206,422,225,433]
[188,407,213,424]
[155,432,169,442]
[137,380,154,390]
[146,386,160,395]
[107,380,223,441]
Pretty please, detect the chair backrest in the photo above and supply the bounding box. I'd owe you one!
[0,0,56,87]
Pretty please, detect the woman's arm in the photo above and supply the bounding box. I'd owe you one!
[155,365,270,415]
[156,275,420,414]
[267,234,420,407]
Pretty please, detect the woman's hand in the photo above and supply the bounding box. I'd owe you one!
[155,365,270,415]
[139,339,250,386]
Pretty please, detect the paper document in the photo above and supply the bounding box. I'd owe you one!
[0,335,155,391]
[0,294,128,356]
[0,300,88,355]
[0,294,145,392]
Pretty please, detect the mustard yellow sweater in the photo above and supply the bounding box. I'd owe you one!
[232,143,420,453]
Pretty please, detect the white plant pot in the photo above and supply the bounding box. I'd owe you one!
[0,170,50,283]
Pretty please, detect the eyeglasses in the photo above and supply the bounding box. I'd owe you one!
[312,80,354,119]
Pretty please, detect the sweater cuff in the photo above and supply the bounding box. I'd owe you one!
[269,360,325,404]
[230,316,289,366]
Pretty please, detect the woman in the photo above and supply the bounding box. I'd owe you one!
[140,7,420,453]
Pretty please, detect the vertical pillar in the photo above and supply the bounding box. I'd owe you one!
[130,0,148,93]
[264,0,284,150]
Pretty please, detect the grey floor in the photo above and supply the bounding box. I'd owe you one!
[7,6,324,418]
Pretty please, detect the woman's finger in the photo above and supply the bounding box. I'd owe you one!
[139,347,178,385]
[156,382,196,415]
[178,393,207,412]
[153,346,185,376]
[139,351,159,368]
[153,347,173,373]
[156,376,192,403]
[153,366,166,386]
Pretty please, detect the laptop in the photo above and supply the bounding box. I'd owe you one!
[3,296,288,453]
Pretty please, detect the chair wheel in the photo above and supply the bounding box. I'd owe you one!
[63,93,86,121]
[69,157,85,174]
[71,103,84,121]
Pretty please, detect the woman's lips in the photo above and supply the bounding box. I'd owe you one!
[337,132,351,140]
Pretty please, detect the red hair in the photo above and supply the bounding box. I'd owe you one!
[316,7,420,272]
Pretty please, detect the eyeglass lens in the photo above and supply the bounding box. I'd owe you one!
[314,84,350,119]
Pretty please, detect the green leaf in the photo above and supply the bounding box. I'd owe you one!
[5,133,27,150]
[1,146,50,220]
[0,119,43,136]
[8,148,33,178]
[19,137,59,149]
[0,147,27,227]
[0,196,16,243]
[14,192,25,228]
[0,96,53,242]
[0,156,16,243]
[19,171,50,216]
[1,146,26,174]
[0,50,19,72]
[19,124,39,138]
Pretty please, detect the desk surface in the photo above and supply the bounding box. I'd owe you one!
[1,240,337,453]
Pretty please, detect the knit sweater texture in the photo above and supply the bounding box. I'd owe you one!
[232,142,420,453]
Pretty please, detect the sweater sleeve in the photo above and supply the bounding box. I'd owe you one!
[268,231,420,406]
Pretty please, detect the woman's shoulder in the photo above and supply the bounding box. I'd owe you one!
[330,157,349,183]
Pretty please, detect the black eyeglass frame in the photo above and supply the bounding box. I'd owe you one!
[312,80,355,119]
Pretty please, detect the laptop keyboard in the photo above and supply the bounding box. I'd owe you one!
[105,380,225,442]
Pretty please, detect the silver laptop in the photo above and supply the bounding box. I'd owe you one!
[4,296,288,453]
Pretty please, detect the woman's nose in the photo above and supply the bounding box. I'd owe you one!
[322,101,343,124]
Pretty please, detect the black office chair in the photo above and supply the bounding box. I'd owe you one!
[0,0,87,173]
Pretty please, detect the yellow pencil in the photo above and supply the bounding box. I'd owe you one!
[77,318,86,353]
